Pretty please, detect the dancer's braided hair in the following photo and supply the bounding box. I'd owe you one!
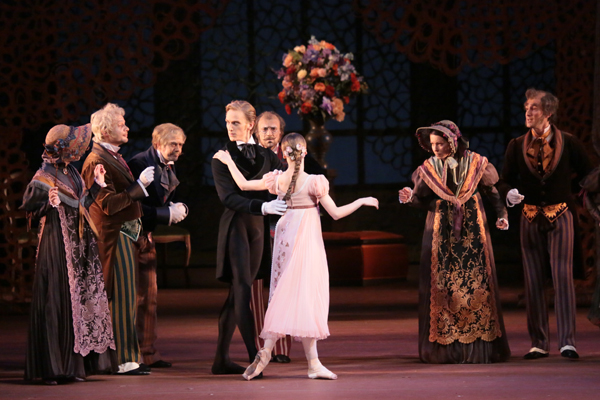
[281,133,307,202]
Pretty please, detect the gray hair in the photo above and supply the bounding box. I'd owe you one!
[91,103,125,142]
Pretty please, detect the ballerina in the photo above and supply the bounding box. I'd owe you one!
[214,132,378,380]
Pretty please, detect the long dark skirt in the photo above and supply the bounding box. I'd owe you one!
[25,210,113,381]
[418,196,511,364]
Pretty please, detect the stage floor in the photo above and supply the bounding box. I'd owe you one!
[1,283,599,399]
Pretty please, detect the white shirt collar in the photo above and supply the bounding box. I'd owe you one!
[236,136,256,148]
[544,129,553,143]
[156,149,174,165]
[99,142,121,153]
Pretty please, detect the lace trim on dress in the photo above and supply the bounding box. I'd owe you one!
[268,179,312,303]
[57,206,115,356]
[269,218,291,303]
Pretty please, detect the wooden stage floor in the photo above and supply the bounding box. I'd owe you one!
[1,283,600,399]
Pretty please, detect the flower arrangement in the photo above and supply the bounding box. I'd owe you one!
[276,36,368,123]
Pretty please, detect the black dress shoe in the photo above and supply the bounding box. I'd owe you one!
[139,364,152,372]
[561,349,579,359]
[149,360,172,368]
[524,351,549,360]
[272,354,291,363]
[212,360,246,375]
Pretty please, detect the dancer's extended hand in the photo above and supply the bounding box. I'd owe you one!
[362,197,379,209]
[398,187,412,203]
[213,150,233,165]
[496,218,509,230]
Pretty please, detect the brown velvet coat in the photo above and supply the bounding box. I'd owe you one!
[81,142,145,297]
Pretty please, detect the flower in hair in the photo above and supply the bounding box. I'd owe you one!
[295,143,308,158]
[283,146,295,160]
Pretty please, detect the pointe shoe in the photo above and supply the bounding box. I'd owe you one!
[242,349,271,381]
[308,365,337,380]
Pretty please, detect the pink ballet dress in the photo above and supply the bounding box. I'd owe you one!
[260,173,331,341]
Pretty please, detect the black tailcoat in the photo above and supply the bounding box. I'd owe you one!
[212,141,283,283]
[128,146,176,233]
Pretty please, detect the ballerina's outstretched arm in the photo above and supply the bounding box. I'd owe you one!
[213,150,267,191]
[319,194,379,221]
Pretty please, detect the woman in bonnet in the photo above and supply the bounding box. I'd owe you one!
[398,120,511,363]
[21,124,115,384]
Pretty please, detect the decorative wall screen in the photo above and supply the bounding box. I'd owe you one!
[0,0,596,304]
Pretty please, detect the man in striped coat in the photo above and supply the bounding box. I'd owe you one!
[82,103,155,375]
[499,88,592,360]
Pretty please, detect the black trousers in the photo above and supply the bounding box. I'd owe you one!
[214,213,264,363]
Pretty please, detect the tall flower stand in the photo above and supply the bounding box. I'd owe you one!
[305,117,333,169]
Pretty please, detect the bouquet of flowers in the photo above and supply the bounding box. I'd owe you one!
[276,36,368,123]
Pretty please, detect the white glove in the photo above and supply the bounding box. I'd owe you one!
[506,188,524,207]
[262,199,287,216]
[169,202,188,224]
[48,187,61,208]
[138,166,155,188]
